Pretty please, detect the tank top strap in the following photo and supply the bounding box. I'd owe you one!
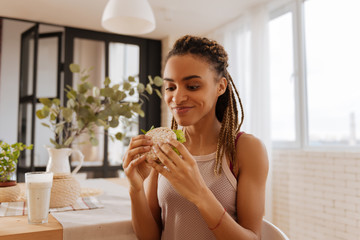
[229,131,244,177]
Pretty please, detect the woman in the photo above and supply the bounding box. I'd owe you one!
[123,35,268,240]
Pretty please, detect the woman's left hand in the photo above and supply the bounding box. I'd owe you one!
[150,138,208,205]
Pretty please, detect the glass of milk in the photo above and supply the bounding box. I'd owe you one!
[25,172,53,224]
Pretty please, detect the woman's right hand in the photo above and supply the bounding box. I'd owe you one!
[122,135,153,192]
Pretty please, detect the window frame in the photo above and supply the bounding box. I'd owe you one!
[269,0,360,151]
[269,1,304,149]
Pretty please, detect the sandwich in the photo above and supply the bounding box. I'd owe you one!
[141,126,186,164]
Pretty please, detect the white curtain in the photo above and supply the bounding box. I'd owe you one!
[206,5,273,221]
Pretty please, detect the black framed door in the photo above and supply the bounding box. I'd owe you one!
[17,24,63,181]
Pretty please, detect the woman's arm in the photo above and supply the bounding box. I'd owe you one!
[123,135,162,240]
[130,169,162,240]
[196,134,268,239]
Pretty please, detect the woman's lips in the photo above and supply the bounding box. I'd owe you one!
[172,106,193,114]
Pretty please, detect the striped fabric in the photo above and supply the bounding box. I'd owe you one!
[0,196,103,217]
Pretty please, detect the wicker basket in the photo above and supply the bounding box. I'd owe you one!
[0,184,21,202]
[50,174,81,208]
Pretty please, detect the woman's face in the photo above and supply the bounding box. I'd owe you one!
[163,54,226,126]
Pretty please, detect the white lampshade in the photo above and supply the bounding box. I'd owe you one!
[101,0,156,35]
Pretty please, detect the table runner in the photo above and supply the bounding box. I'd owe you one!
[51,178,136,240]
[0,196,103,217]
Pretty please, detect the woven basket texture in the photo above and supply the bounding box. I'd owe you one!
[0,184,21,202]
[50,174,81,208]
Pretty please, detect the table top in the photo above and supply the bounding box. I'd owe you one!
[0,177,130,240]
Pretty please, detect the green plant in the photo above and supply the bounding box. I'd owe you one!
[0,141,33,182]
[36,63,163,149]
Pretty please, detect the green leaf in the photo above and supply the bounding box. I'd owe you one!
[78,83,87,94]
[173,129,186,143]
[155,89,162,98]
[41,123,50,128]
[64,136,74,147]
[96,119,107,127]
[50,138,60,148]
[153,76,164,87]
[41,106,50,118]
[145,83,153,94]
[39,98,52,107]
[115,90,126,101]
[36,109,45,119]
[140,129,147,134]
[129,88,135,96]
[69,63,81,73]
[50,113,57,121]
[67,90,77,100]
[62,108,73,122]
[137,109,145,117]
[109,117,119,128]
[52,98,61,106]
[100,87,114,97]
[123,82,132,91]
[147,75,154,85]
[115,132,124,140]
[86,96,95,104]
[81,75,90,82]
[93,87,100,97]
[78,107,91,119]
[67,99,76,109]
[112,84,120,90]
[137,83,145,93]
[104,77,111,87]
[128,76,136,82]
[55,124,64,135]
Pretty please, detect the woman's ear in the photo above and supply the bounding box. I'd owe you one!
[217,77,227,96]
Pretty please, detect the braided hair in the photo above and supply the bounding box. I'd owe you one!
[167,35,244,175]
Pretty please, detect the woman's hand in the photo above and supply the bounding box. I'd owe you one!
[150,138,208,205]
[122,135,153,192]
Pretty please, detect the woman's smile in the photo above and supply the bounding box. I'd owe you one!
[171,105,194,115]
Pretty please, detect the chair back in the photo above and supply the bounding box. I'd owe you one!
[261,219,290,240]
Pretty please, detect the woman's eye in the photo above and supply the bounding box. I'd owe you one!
[187,85,200,90]
[165,86,175,91]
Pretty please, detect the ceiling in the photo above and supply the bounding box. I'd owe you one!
[0,0,269,40]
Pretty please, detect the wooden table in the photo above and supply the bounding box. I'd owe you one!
[0,178,129,240]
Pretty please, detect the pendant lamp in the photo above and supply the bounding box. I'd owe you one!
[101,0,156,35]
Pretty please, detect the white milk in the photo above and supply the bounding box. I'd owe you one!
[25,172,53,224]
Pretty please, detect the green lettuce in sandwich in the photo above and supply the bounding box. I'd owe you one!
[140,127,186,164]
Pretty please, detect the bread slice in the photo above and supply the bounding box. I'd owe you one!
[145,127,177,163]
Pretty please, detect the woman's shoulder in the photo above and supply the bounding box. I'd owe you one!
[235,132,268,173]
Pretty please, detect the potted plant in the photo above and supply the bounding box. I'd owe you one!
[35,63,163,174]
[0,141,33,202]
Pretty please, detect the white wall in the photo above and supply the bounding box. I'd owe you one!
[0,20,33,143]
[273,149,360,240]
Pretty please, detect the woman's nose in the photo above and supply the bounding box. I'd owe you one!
[172,89,188,104]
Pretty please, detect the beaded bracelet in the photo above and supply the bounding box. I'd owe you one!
[209,208,226,231]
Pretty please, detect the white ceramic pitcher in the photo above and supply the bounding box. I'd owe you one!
[46,147,84,175]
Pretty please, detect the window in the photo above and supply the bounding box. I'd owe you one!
[304,0,360,146]
[269,0,360,149]
[269,10,297,144]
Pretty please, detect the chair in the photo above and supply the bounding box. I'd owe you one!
[261,219,290,240]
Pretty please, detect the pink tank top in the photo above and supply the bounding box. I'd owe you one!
[157,152,238,240]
